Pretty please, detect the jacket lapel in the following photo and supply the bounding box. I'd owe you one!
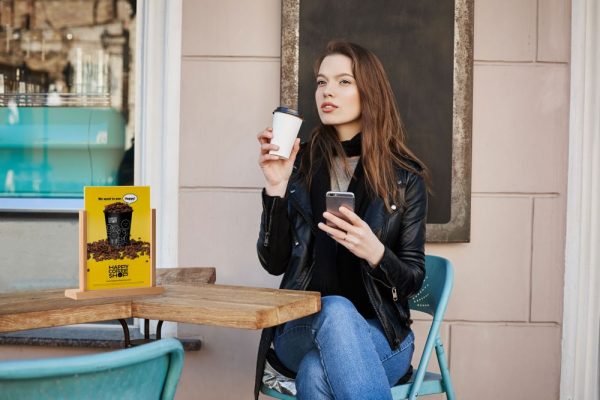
[288,178,316,231]
[363,197,387,238]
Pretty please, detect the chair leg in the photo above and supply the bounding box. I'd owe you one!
[434,337,456,400]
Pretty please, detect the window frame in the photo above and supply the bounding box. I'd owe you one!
[0,0,181,273]
[0,2,138,210]
[0,0,181,339]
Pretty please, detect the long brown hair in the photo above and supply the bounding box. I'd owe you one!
[301,41,430,210]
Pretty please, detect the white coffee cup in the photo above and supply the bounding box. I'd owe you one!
[269,107,303,159]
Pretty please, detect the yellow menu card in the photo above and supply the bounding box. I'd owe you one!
[84,186,151,290]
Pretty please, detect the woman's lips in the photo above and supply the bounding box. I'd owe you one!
[320,102,337,113]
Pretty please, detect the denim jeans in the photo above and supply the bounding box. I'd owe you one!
[274,295,414,400]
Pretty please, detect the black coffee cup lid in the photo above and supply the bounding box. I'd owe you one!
[273,106,302,119]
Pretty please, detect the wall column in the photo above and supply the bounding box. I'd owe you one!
[135,0,182,270]
[561,0,600,399]
[134,0,182,338]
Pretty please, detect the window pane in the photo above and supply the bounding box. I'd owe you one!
[0,0,136,202]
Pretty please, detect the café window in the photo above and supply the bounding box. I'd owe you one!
[0,0,136,211]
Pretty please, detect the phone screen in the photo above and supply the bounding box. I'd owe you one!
[325,191,355,227]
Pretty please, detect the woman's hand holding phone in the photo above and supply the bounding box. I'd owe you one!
[257,127,301,197]
[318,207,385,267]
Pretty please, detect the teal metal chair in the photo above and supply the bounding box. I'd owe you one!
[0,337,184,400]
[261,255,456,399]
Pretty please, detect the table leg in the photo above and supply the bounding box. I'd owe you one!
[156,320,164,339]
[144,319,150,340]
[120,319,166,346]
[118,319,132,348]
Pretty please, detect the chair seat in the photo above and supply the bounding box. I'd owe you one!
[261,386,297,400]
[391,372,445,399]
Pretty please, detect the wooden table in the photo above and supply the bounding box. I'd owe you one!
[156,267,217,286]
[0,284,321,334]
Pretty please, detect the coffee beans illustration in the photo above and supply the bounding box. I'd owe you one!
[87,238,150,262]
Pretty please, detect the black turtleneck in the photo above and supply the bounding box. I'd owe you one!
[306,133,375,319]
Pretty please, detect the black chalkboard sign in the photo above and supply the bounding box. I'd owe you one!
[281,0,473,242]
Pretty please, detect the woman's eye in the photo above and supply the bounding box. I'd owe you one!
[316,80,326,86]
[340,79,352,85]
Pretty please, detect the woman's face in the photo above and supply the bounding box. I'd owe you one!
[315,54,362,140]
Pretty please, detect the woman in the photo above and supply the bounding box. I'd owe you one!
[255,41,428,400]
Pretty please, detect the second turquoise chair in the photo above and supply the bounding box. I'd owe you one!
[0,337,184,400]
[261,255,456,399]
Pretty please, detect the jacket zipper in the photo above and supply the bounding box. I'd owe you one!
[370,216,398,302]
[369,273,399,302]
[263,196,277,247]
[363,266,398,348]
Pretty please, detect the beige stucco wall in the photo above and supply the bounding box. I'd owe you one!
[177,0,570,399]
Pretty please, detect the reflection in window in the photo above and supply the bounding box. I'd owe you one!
[0,0,135,201]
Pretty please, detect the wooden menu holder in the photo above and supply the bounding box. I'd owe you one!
[65,209,164,300]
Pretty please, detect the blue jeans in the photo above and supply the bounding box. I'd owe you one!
[274,295,414,400]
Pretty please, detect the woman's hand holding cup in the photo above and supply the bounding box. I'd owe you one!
[257,128,300,197]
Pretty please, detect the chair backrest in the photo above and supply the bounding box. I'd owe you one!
[398,255,454,399]
[409,255,453,321]
[0,337,184,400]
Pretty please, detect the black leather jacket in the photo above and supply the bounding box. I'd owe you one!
[253,161,427,399]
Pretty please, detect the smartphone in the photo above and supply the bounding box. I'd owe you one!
[325,191,355,227]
